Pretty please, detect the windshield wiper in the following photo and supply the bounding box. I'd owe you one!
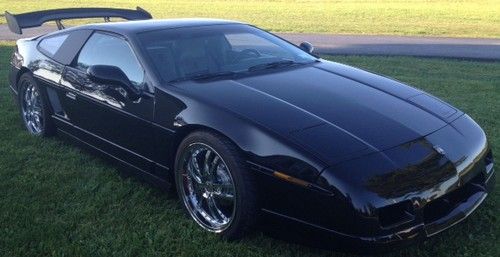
[169,71,237,83]
[247,60,299,72]
[190,71,238,80]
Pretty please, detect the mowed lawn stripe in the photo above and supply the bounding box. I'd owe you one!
[0,0,499,38]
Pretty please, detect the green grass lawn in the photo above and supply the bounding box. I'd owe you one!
[1,0,499,38]
[0,42,498,256]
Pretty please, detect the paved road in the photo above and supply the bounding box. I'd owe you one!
[282,33,500,60]
[1,24,499,60]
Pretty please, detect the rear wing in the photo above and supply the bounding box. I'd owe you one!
[4,7,152,34]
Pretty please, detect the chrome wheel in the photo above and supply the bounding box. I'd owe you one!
[21,81,43,135]
[178,143,236,232]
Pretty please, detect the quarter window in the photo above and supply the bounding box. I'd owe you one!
[39,34,69,57]
[76,32,144,87]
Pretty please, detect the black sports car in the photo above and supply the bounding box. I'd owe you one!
[6,7,495,251]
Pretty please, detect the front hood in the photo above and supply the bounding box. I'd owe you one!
[174,60,462,165]
[317,114,489,212]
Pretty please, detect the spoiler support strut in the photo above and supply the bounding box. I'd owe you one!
[55,20,65,30]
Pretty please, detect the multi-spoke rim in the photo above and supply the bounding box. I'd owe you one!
[178,143,236,232]
[21,81,43,135]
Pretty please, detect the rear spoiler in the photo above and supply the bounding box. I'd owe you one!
[4,7,152,34]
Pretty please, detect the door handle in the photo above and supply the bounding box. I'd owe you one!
[66,92,77,100]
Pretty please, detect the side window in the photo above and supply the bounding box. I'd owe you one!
[76,32,144,87]
[39,34,69,57]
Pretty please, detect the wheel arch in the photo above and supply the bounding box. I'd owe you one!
[170,124,233,168]
[15,67,32,89]
[169,115,325,183]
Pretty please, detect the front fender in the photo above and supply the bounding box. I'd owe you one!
[153,85,327,183]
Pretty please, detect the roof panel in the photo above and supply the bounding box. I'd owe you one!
[73,18,243,35]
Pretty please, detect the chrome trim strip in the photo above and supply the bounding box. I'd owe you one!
[9,84,18,95]
[485,168,495,183]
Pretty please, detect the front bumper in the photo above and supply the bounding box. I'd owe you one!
[262,166,494,252]
[258,113,495,252]
[423,166,494,237]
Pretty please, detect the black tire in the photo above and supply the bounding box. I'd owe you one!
[174,130,259,240]
[17,73,56,137]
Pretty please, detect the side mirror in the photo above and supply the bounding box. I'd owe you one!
[299,41,314,54]
[87,65,141,99]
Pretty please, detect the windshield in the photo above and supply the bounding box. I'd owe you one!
[137,24,317,82]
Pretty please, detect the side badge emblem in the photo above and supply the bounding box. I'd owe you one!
[433,145,446,155]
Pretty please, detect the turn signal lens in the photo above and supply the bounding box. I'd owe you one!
[273,171,310,187]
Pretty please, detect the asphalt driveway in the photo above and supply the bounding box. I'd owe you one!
[282,33,500,60]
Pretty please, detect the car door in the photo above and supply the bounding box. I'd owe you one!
[60,31,156,173]
[32,33,71,123]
